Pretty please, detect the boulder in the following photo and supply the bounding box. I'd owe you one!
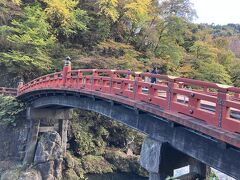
[18,169,42,180]
[34,131,63,180]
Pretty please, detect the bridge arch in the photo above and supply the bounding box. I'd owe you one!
[16,60,240,179]
[19,89,240,179]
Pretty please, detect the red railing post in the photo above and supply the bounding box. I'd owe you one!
[167,76,177,111]
[215,86,230,127]
[110,70,117,94]
[17,79,24,95]
[92,70,98,90]
[234,93,240,99]
[63,56,72,87]
[134,73,143,100]
[2,87,6,95]
[77,70,83,89]
[148,83,158,103]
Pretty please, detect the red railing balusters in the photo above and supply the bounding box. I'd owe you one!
[167,77,178,111]
[234,93,240,100]
[17,68,240,134]
[0,87,17,96]
[203,87,209,93]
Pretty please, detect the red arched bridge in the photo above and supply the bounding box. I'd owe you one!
[17,64,240,139]
[2,61,240,179]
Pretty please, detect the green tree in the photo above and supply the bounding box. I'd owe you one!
[229,60,240,87]
[97,0,152,42]
[155,36,184,67]
[190,41,218,61]
[217,50,235,70]
[190,61,232,85]
[0,95,24,125]
[0,4,55,82]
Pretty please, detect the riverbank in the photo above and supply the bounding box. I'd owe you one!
[61,110,148,179]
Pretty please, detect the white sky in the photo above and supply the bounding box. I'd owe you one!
[191,0,240,25]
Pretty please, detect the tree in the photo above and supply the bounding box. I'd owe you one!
[124,0,152,26]
[98,0,119,22]
[158,0,197,21]
[0,4,55,83]
[190,41,219,61]
[97,0,153,42]
[229,60,240,87]
[134,0,196,68]
[228,36,240,58]
[216,50,234,70]
[155,36,184,67]
[190,61,232,85]
[11,0,21,5]
[0,0,21,25]
[0,95,24,125]
[42,0,89,41]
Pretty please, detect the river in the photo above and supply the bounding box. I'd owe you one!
[87,173,148,180]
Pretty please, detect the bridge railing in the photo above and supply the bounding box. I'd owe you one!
[0,87,17,96]
[17,69,240,134]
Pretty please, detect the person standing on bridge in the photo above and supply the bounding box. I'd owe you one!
[144,69,150,83]
[151,67,157,83]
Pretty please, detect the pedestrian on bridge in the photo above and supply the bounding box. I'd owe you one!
[151,67,157,83]
[144,69,150,83]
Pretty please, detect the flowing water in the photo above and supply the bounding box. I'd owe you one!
[87,173,148,180]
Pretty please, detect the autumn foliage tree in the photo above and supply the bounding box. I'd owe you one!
[42,0,89,41]
[0,0,239,87]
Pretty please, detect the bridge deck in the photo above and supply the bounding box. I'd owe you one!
[16,69,240,149]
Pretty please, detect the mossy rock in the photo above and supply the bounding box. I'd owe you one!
[65,152,77,169]
[104,149,148,177]
[64,152,86,179]
[18,169,42,180]
[63,169,80,180]
[1,169,20,180]
[82,155,113,174]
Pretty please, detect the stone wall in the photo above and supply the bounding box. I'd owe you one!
[0,121,29,161]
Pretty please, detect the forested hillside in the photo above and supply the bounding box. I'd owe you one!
[1,1,239,179]
[0,0,240,87]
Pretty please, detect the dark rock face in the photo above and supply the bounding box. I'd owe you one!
[34,131,63,180]
[0,130,65,180]
[1,168,42,180]
[18,169,42,180]
[0,122,29,161]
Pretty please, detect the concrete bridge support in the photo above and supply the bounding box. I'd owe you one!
[140,136,208,180]
[23,108,72,166]
[59,119,69,156]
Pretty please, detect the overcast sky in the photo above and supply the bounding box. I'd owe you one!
[191,0,240,25]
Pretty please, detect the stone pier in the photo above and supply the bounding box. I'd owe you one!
[22,107,72,179]
[140,136,208,180]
